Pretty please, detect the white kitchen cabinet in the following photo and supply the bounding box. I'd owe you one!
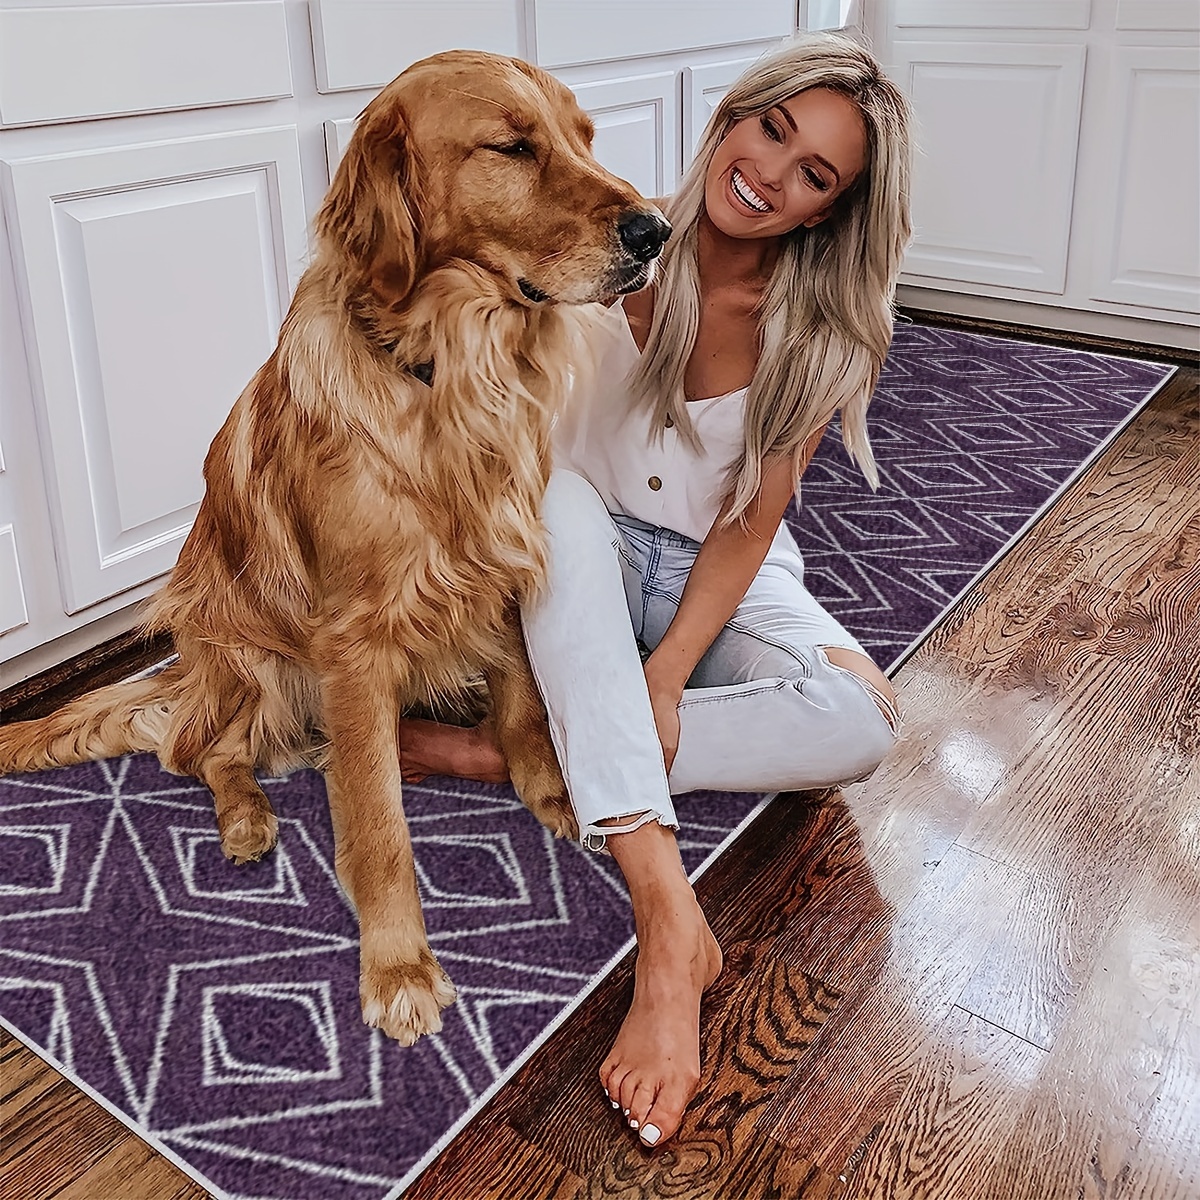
[892,40,1086,294]
[683,58,760,158]
[868,0,1200,345]
[3,128,307,614]
[564,72,680,198]
[1082,44,1199,313]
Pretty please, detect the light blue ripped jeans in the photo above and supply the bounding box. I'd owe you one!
[521,470,900,850]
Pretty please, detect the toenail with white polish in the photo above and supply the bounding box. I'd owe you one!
[629,1119,639,1130]
[623,1108,629,1115]
[641,1124,661,1145]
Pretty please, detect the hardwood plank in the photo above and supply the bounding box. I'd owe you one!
[956,648,1200,1049]
[762,845,1026,1172]
[0,1029,208,1200]
[402,1121,584,1200]
[0,630,172,723]
[973,785,1200,1200]
[841,1006,1046,1200]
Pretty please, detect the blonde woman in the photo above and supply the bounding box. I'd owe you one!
[402,33,913,1148]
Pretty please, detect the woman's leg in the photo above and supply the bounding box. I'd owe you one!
[637,531,900,797]
[519,470,679,844]
[519,474,726,1147]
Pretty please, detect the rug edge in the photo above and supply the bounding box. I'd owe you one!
[0,1012,232,1200]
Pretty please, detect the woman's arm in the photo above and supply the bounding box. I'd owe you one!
[643,425,827,770]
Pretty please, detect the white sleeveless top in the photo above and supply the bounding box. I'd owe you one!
[553,306,748,544]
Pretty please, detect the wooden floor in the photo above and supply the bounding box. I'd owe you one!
[1,360,1196,1200]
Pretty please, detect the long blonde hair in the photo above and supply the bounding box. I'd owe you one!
[630,32,913,522]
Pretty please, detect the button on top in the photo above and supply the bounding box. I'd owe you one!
[648,475,662,491]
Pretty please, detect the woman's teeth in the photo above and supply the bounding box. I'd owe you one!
[731,169,771,213]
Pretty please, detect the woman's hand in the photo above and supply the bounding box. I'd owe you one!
[643,658,685,775]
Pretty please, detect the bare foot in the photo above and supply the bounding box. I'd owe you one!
[600,891,723,1147]
[398,718,510,785]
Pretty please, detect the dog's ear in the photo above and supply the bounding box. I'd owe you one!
[315,98,422,298]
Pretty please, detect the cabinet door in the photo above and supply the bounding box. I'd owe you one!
[1,128,307,614]
[891,41,1086,294]
[1084,46,1199,313]
[310,0,523,93]
[0,401,29,640]
[532,0,791,68]
[569,73,680,199]
[682,58,758,164]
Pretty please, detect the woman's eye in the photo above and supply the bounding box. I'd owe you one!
[759,115,782,142]
[803,167,830,192]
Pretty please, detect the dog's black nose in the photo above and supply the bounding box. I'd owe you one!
[618,210,671,263]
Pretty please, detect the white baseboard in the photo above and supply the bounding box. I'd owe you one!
[897,285,1200,354]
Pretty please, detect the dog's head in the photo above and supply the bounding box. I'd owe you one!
[316,50,670,308]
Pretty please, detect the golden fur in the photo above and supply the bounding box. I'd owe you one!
[0,50,666,1044]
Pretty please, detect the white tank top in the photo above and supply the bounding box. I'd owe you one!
[554,305,748,544]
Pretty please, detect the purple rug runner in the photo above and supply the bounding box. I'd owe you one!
[0,326,1172,1199]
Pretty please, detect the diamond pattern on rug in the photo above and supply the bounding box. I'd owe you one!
[789,325,1172,665]
[0,327,1172,1199]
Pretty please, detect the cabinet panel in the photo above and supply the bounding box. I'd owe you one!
[311,0,523,93]
[0,524,28,637]
[324,119,357,179]
[682,58,758,162]
[533,0,791,69]
[1,128,308,613]
[0,2,292,128]
[569,73,680,199]
[893,42,1086,294]
[1088,48,1199,312]
[1115,1,1200,30]
[893,1,1091,28]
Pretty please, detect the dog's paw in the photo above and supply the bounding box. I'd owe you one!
[219,811,279,864]
[509,759,579,840]
[526,791,579,840]
[361,950,457,1046]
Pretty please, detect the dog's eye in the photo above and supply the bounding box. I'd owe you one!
[488,139,536,159]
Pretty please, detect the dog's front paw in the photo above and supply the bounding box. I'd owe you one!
[525,790,579,840]
[361,949,457,1045]
[509,758,579,840]
[219,809,279,864]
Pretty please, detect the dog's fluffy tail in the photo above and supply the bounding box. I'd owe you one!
[0,667,179,774]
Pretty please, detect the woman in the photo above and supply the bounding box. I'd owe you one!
[402,32,913,1149]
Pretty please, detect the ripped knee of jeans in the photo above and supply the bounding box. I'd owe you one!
[817,645,902,737]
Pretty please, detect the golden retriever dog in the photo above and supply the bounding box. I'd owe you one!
[0,50,669,1045]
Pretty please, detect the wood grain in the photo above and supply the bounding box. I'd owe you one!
[842,1006,1046,1200]
[0,1028,209,1200]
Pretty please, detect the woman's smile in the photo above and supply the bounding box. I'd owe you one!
[729,167,774,214]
